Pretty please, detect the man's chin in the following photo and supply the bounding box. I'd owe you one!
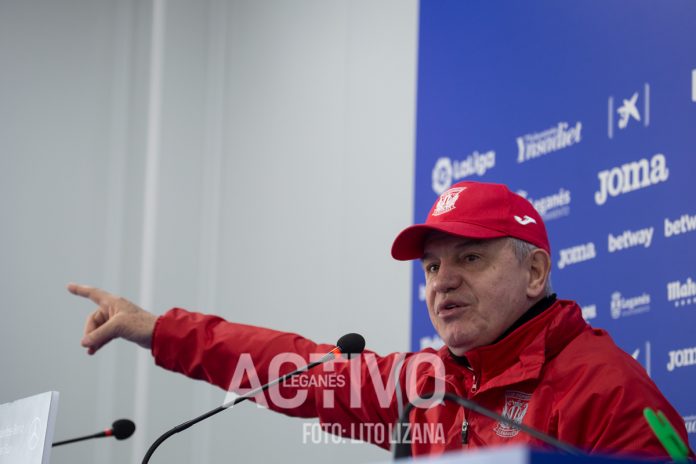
[442,337,472,356]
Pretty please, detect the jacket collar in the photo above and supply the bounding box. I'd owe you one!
[438,299,588,392]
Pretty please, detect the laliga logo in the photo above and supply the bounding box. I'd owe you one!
[432,158,454,195]
[431,151,495,194]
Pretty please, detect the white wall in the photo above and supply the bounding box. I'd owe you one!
[0,0,418,462]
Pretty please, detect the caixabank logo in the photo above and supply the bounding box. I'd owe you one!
[610,291,651,319]
[667,277,696,308]
[517,188,571,222]
[594,153,669,206]
[431,150,496,194]
[629,341,652,377]
[607,84,650,139]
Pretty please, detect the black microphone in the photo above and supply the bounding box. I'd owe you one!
[142,333,365,464]
[52,419,136,447]
[391,392,582,459]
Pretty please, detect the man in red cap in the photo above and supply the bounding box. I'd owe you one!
[390,181,553,359]
[68,181,692,458]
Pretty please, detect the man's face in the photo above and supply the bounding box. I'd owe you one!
[421,233,532,356]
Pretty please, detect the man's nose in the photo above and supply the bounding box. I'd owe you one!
[431,264,462,293]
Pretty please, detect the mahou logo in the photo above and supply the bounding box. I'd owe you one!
[594,153,669,206]
[667,277,696,307]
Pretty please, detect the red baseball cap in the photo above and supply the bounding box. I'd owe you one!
[391,181,550,260]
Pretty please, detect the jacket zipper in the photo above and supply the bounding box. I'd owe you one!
[471,374,479,393]
[461,420,469,444]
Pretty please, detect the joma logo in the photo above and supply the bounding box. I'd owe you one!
[594,153,669,206]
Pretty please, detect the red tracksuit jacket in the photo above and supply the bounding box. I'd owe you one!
[151,299,693,459]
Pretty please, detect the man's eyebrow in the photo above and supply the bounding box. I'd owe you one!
[421,239,487,262]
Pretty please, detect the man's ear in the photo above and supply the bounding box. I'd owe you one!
[527,248,551,299]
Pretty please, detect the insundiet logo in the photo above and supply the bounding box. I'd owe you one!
[664,213,696,238]
[557,242,596,270]
[667,346,696,372]
[610,292,651,319]
[667,277,696,308]
[594,153,669,206]
[607,227,654,253]
[431,151,496,194]
[517,188,571,221]
[516,122,582,163]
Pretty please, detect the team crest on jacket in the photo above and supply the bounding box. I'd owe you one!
[494,390,532,438]
[432,187,466,216]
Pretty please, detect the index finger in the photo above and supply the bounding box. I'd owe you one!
[67,283,110,305]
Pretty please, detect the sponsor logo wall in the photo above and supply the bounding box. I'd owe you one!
[413,0,696,449]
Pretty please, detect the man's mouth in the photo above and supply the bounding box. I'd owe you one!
[437,301,467,317]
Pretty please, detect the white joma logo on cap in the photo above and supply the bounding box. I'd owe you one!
[514,215,537,225]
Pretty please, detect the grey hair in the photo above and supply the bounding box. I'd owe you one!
[508,237,554,296]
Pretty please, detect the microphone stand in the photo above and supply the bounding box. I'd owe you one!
[142,350,338,463]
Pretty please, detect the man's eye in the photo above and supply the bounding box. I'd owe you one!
[463,254,480,263]
[425,263,439,273]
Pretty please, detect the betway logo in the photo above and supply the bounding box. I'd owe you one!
[557,242,596,270]
[516,121,582,163]
[608,227,654,253]
[667,278,696,303]
[665,213,696,238]
[431,151,496,194]
[594,153,669,206]
[667,346,696,372]
[517,188,571,221]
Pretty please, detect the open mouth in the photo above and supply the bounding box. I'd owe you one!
[437,301,466,317]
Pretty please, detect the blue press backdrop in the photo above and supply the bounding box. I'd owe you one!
[411,0,696,448]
